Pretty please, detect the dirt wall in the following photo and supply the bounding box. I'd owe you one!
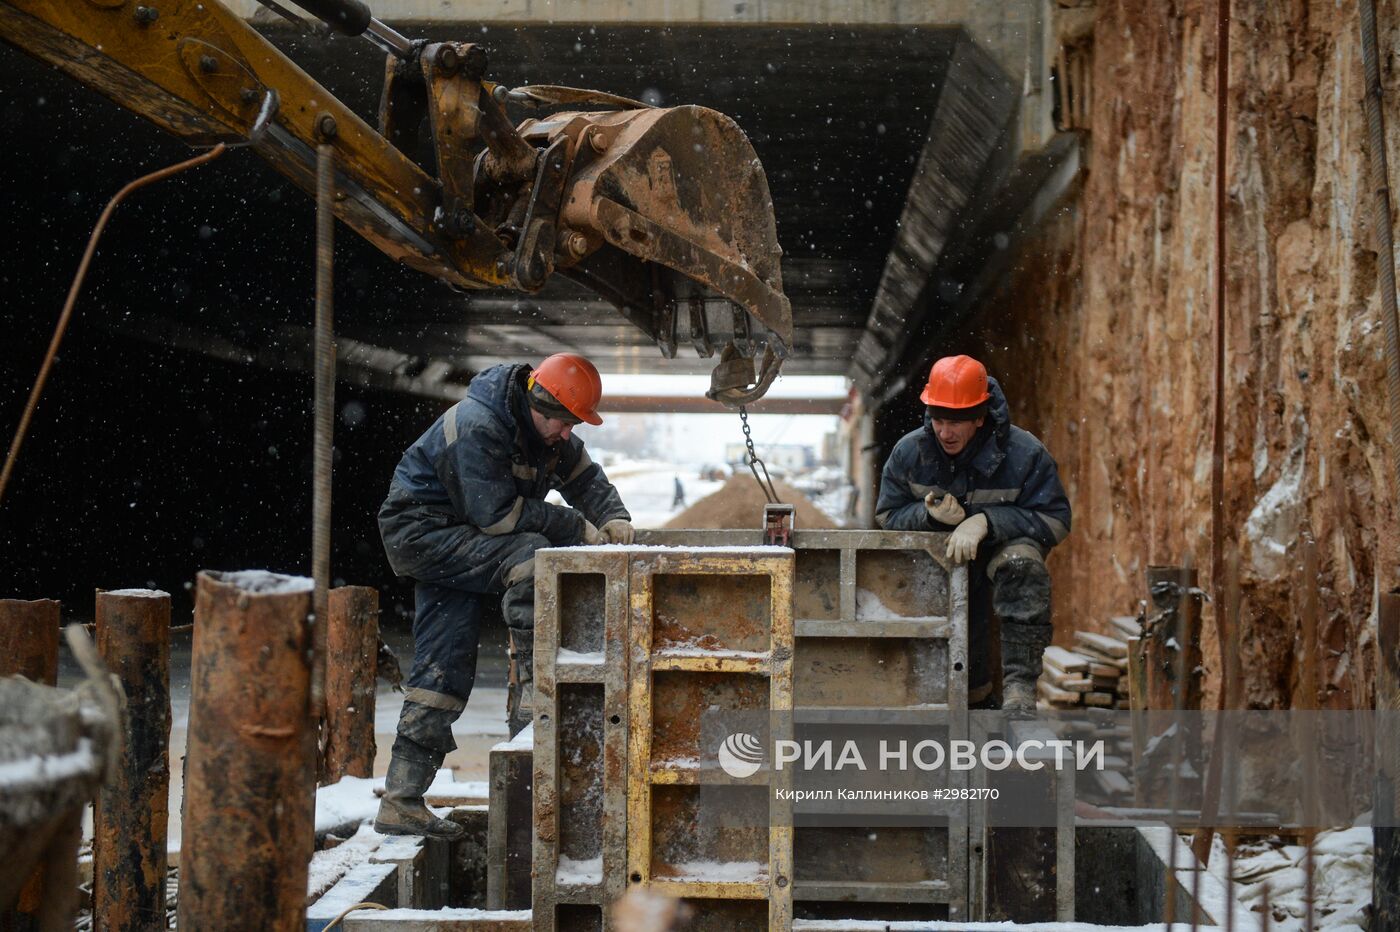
[967,0,1394,709]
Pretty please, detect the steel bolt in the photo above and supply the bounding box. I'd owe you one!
[453,208,475,234]
[199,55,218,74]
[562,229,590,260]
[588,127,608,153]
[316,113,338,140]
[133,5,159,24]
[434,45,460,74]
[776,875,789,888]
[239,87,258,105]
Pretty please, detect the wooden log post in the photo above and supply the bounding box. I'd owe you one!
[93,589,172,932]
[321,585,379,784]
[0,598,61,932]
[178,571,315,932]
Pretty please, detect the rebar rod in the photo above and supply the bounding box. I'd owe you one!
[310,145,335,720]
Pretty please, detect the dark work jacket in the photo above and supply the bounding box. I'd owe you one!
[874,377,1071,554]
[378,364,629,578]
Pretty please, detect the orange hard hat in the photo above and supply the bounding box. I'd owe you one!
[920,355,990,410]
[529,353,604,426]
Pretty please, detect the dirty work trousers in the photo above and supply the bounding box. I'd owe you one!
[388,530,547,765]
[967,537,1054,709]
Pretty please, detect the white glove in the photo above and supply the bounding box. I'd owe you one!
[600,518,635,545]
[581,520,602,545]
[924,492,965,525]
[945,512,988,563]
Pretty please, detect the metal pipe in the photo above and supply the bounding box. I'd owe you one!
[1360,0,1400,536]
[1377,590,1400,931]
[275,0,413,57]
[0,147,225,512]
[177,571,315,932]
[321,586,378,784]
[1362,2,1400,926]
[310,145,335,721]
[93,589,171,932]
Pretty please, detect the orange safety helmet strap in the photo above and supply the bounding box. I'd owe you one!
[920,355,991,412]
[528,353,604,426]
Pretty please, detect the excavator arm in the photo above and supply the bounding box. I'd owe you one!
[0,0,792,403]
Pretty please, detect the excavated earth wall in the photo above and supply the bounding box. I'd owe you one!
[966,0,1395,709]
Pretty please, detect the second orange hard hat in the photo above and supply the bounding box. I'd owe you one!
[920,355,990,411]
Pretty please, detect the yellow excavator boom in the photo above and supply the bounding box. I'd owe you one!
[0,0,792,402]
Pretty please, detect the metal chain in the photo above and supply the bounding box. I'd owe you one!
[739,405,781,505]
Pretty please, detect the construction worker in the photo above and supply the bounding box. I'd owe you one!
[374,353,633,838]
[875,355,1070,714]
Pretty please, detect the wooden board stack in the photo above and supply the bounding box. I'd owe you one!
[1035,615,1141,711]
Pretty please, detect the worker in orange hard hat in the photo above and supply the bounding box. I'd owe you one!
[375,353,633,838]
[876,354,1071,715]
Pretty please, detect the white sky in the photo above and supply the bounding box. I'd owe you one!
[582,373,850,467]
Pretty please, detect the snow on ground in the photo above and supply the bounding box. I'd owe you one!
[1217,825,1373,930]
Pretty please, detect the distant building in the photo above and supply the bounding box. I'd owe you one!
[724,443,815,471]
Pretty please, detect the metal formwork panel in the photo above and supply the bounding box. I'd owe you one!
[532,548,630,932]
[625,548,794,930]
[528,533,972,927]
[637,529,970,922]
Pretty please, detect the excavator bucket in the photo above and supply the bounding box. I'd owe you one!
[519,105,793,394]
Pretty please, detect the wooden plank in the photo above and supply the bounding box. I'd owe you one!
[1043,645,1088,673]
[1073,631,1128,658]
[1088,662,1120,679]
[1038,682,1081,704]
[1083,692,1115,707]
[1109,615,1143,639]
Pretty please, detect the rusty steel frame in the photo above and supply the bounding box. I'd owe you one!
[322,586,379,784]
[625,547,795,926]
[178,571,315,932]
[522,532,974,928]
[531,548,630,931]
[92,589,172,932]
[638,529,972,921]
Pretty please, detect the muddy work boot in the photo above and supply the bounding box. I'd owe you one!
[505,637,534,739]
[374,752,465,840]
[993,556,1054,718]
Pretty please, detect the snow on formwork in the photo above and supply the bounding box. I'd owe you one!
[103,588,170,598]
[307,823,383,900]
[492,722,534,752]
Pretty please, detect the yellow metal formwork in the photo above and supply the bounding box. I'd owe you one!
[626,548,794,930]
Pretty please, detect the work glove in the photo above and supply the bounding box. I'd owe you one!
[924,492,965,526]
[600,518,635,545]
[581,520,602,545]
[945,512,988,563]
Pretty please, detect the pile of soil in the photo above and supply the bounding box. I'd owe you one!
[664,476,837,530]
